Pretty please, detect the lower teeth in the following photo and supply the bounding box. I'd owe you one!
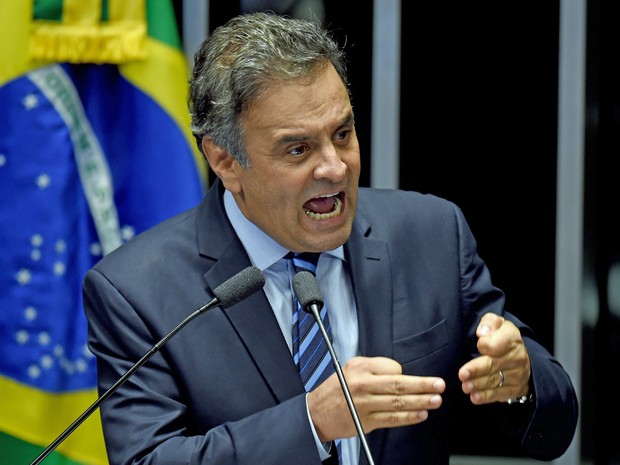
[305,196,342,219]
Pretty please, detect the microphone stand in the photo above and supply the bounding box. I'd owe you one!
[307,304,376,465]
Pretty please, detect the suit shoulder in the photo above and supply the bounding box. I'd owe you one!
[91,206,199,275]
[358,187,458,216]
[353,188,472,245]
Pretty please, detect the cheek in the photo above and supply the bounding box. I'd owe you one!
[241,163,305,216]
[248,182,293,218]
[346,150,362,173]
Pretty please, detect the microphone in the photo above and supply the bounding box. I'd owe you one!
[292,271,376,465]
[29,266,265,465]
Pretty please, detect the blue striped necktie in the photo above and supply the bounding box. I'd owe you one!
[289,252,342,464]
[290,252,335,390]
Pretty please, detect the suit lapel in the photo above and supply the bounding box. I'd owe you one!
[214,246,304,402]
[196,181,304,403]
[345,213,393,359]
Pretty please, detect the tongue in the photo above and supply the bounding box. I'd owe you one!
[304,196,335,214]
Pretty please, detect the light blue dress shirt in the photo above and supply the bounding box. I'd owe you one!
[223,189,361,464]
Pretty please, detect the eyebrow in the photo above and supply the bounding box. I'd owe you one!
[278,113,355,144]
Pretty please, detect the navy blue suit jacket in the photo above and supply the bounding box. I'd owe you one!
[83,179,578,464]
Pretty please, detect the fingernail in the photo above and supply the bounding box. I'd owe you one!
[479,325,491,335]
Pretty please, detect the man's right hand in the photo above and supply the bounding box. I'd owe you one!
[307,356,445,442]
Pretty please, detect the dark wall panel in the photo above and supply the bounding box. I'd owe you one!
[399,2,560,457]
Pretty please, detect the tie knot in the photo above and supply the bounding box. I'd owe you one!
[288,252,319,274]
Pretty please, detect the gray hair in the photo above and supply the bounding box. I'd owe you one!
[188,11,349,167]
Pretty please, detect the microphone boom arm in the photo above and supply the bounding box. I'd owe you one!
[29,299,218,465]
[29,265,265,465]
[307,302,377,465]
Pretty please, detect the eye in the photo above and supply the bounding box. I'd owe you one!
[334,129,349,142]
[289,145,309,157]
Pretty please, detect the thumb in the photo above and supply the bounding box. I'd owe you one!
[476,312,504,338]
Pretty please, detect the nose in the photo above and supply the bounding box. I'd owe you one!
[314,144,347,181]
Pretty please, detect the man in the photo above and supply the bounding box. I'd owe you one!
[83,11,578,465]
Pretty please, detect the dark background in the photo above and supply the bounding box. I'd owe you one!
[397,2,559,458]
[178,1,620,462]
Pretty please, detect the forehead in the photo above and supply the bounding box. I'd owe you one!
[243,65,351,133]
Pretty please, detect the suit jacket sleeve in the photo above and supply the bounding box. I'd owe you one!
[451,199,579,459]
[496,330,579,460]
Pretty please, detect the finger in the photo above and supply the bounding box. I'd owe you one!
[361,392,444,413]
[476,312,504,337]
[367,409,430,428]
[458,354,498,382]
[469,387,504,405]
[477,322,524,358]
[354,374,446,396]
[461,366,505,394]
[465,370,510,405]
[468,378,528,405]
[459,353,520,389]
[361,393,443,432]
[361,356,404,375]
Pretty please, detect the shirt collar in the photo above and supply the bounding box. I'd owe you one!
[223,189,344,270]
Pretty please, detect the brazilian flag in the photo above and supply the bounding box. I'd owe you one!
[0,1,206,464]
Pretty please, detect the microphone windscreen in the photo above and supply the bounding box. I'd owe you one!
[292,270,324,312]
[213,266,265,308]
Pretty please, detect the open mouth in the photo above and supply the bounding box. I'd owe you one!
[303,192,343,220]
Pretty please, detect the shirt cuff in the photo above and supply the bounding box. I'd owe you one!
[305,393,332,461]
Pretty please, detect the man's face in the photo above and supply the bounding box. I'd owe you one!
[224,64,361,253]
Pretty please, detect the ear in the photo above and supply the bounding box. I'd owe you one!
[201,137,242,193]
